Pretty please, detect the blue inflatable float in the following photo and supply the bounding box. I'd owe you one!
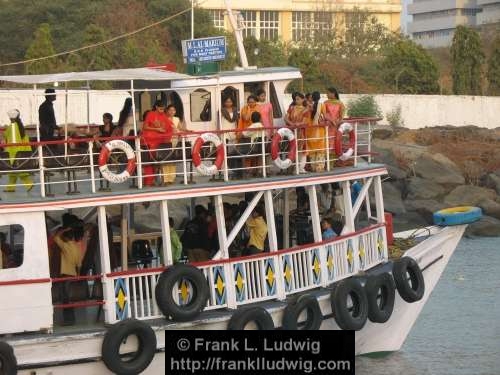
[433,206,482,226]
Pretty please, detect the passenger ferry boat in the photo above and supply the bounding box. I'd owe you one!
[0,67,468,374]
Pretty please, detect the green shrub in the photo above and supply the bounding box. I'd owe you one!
[386,104,404,128]
[347,95,382,118]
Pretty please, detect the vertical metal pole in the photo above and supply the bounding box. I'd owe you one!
[64,82,68,157]
[89,142,96,193]
[325,122,330,172]
[181,136,188,185]
[283,188,290,248]
[294,128,299,175]
[341,180,354,234]
[34,84,46,197]
[130,81,142,189]
[307,185,329,287]
[374,176,385,223]
[261,130,266,177]
[97,206,115,323]
[191,0,194,40]
[160,200,173,266]
[264,190,286,300]
[354,121,358,167]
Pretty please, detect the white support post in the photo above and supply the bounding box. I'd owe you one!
[352,177,373,220]
[34,84,46,197]
[215,195,237,309]
[325,123,330,172]
[307,185,329,287]
[97,206,115,324]
[121,206,128,271]
[283,188,290,248]
[353,121,358,167]
[89,141,96,193]
[181,136,188,185]
[363,177,373,222]
[261,130,266,177]
[160,200,173,266]
[294,128,300,175]
[225,191,264,249]
[341,180,355,234]
[368,121,372,164]
[374,175,385,223]
[264,191,286,300]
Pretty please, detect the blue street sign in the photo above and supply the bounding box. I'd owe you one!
[183,36,226,64]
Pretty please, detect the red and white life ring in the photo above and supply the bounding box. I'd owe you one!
[98,140,136,183]
[271,127,297,170]
[335,122,356,161]
[192,133,225,176]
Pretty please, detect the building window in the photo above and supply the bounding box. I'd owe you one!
[260,11,280,40]
[190,89,211,122]
[209,10,225,30]
[240,10,258,38]
[292,12,334,41]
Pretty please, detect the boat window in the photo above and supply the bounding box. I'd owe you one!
[244,82,264,100]
[270,82,282,118]
[167,91,184,120]
[190,89,211,122]
[0,225,24,270]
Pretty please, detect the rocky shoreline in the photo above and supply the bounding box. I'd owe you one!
[372,125,500,237]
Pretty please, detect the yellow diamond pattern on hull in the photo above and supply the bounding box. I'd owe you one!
[117,288,126,311]
[180,279,190,303]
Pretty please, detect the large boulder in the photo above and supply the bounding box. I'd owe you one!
[414,153,465,185]
[465,216,500,237]
[392,211,428,232]
[381,182,406,215]
[406,177,446,200]
[444,185,497,206]
[483,173,500,195]
[372,128,394,140]
[478,199,500,220]
[404,199,446,224]
[386,164,408,181]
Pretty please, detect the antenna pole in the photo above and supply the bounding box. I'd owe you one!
[224,0,249,68]
[191,0,194,40]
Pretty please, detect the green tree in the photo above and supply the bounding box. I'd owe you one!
[380,38,440,94]
[24,23,57,74]
[487,36,500,95]
[287,47,322,92]
[243,37,288,68]
[450,25,485,95]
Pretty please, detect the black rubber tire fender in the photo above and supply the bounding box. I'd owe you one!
[330,277,368,331]
[155,264,209,322]
[0,341,17,375]
[101,319,156,375]
[392,257,425,303]
[365,273,396,323]
[227,307,275,330]
[282,294,323,330]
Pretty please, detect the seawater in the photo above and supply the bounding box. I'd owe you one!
[356,237,500,375]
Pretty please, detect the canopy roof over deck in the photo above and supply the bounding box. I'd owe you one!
[0,68,191,85]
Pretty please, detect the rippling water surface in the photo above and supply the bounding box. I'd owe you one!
[356,237,500,375]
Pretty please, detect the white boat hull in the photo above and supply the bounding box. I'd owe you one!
[13,225,464,374]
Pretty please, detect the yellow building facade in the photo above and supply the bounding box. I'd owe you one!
[199,0,402,42]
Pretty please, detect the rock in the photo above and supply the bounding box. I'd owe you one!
[381,182,406,215]
[392,211,429,232]
[372,128,393,140]
[444,185,497,206]
[414,153,465,185]
[386,164,408,181]
[404,199,446,224]
[478,199,500,220]
[483,173,500,195]
[406,177,446,200]
[465,216,500,237]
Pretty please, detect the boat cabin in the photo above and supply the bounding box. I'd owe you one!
[0,67,388,336]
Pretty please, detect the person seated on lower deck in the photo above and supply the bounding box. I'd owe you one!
[321,218,337,240]
[181,205,211,262]
[243,204,267,256]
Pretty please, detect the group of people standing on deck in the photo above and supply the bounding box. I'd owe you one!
[224,86,345,177]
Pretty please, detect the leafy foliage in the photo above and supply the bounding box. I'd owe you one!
[451,26,485,95]
[386,104,404,128]
[24,24,57,74]
[487,36,500,95]
[347,95,382,117]
[380,38,440,94]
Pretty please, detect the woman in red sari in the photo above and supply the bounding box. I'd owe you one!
[141,101,173,186]
[284,92,310,173]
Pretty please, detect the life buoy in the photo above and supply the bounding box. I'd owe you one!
[155,264,209,321]
[392,257,425,303]
[330,277,368,330]
[365,273,396,323]
[433,206,482,226]
[282,294,323,330]
[101,319,156,375]
[271,127,297,169]
[0,341,17,375]
[191,133,225,176]
[98,140,136,183]
[227,306,275,330]
[335,122,356,161]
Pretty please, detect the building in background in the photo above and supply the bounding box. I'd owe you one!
[199,0,402,42]
[408,0,500,48]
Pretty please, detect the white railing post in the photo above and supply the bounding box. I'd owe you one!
[294,128,300,175]
[181,136,188,185]
[261,130,266,177]
[354,121,358,167]
[89,141,96,193]
[135,137,143,189]
[264,191,286,300]
[38,144,46,197]
[325,123,330,172]
[368,121,372,164]
[160,200,173,266]
[222,134,229,182]
[97,206,115,324]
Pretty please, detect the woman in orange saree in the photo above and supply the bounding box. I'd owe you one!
[284,93,310,173]
[306,91,326,172]
[237,95,261,176]
[321,87,345,167]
